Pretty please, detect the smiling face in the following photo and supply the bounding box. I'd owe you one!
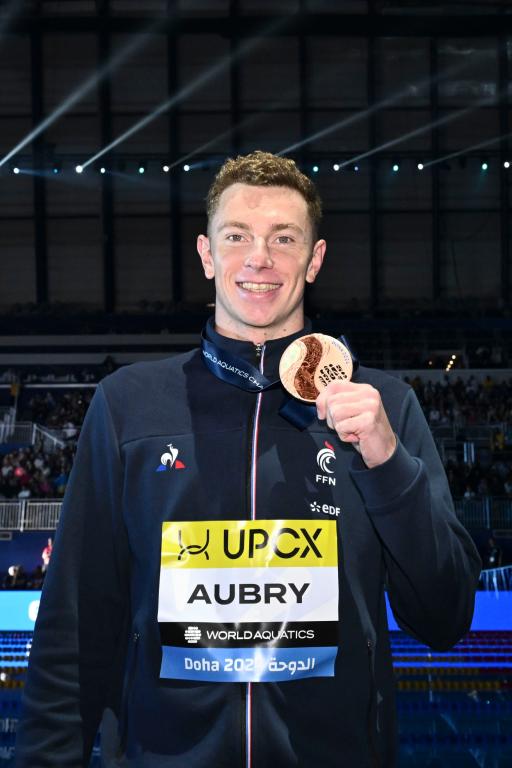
[197,183,326,344]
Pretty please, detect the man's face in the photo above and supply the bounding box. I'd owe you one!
[197,183,326,342]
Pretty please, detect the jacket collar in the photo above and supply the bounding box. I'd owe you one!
[204,316,313,377]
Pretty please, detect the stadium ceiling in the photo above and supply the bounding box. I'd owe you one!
[4,9,512,38]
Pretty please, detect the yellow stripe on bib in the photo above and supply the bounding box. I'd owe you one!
[161,519,338,569]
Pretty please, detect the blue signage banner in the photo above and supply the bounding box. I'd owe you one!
[161,645,335,683]
[0,591,511,632]
[0,591,41,631]
[385,591,512,632]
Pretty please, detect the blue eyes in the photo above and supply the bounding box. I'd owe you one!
[225,234,294,245]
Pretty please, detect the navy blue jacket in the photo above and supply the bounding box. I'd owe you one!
[16,322,481,767]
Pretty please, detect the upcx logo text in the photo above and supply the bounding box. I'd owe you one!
[223,527,323,560]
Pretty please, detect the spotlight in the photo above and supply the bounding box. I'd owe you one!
[138,161,146,175]
[312,165,319,174]
[100,167,106,174]
[333,163,340,172]
[183,164,191,172]
[13,166,20,175]
[392,163,399,172]
[162,164,170,173]
[353,164,359,172]
[75,165,83,174]
[52,162,61,174]
[417,162,424,171]
[481,159,488,171]
[504,161,510,169]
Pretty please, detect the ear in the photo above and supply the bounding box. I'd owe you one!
[197,234,215,279]
[305,239,326,284]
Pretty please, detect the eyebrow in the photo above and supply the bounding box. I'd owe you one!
[217,220,305,236]
[217,220,251,233]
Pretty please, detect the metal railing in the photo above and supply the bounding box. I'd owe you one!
[0,421,35,445]
[1,497,512,533]
[32,424,67,451]
[0,421,76,450]
[0,406,15,421]
[479,564,512,591]
[0,502,24,530]
[453,498,512,530]
[0,500,62,531]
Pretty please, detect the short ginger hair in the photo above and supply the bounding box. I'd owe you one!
[206,150,322,241]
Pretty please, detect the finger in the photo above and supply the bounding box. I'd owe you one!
[342,434,360,445]
[316,389,327,420]
[321,380,356,398]
[331,412,373,441]
[323,380,374,397]
[325,398,376,425]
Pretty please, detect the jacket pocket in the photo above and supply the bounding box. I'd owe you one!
[366,638,381,768]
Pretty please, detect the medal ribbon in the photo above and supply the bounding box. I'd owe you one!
[201,332,358,431]
[201,334,277,393]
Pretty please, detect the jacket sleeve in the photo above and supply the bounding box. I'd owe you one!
[15,382,130,767]
[349,386,482,651]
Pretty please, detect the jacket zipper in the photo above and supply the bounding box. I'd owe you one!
[245,342,263,512]
[241,342,264,768]
[366,639,380,768]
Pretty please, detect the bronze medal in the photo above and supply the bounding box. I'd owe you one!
[279,333,353,402]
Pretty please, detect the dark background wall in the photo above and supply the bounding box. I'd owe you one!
[0,0,511,327]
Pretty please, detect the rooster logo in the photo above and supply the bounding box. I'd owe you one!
[316,441,335,474]
[156,443,186,472]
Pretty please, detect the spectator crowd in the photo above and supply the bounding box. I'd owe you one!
[0,390,92,500]
[2,377,512,502]
[0,444,75,500]
[18,389,94,431]
[407,374,512,436]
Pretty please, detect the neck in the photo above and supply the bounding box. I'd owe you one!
[213,312,305,346]
[213,322,304,346]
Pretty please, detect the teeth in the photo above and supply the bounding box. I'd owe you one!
[239,282,280,292]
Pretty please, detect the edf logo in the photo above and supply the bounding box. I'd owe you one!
[310,501,341,518]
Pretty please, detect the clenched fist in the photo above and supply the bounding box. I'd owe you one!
[316,381,397,469]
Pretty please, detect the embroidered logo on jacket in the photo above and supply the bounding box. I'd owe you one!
[156,443,186,472]
[315,441,336,486]
[310,500,340,518]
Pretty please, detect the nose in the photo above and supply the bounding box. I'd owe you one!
[244,237,273,269]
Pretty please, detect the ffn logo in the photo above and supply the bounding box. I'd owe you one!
[315,441,336,486]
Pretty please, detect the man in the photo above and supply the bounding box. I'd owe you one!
[41,537,52,573]
[16,151,481,767]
